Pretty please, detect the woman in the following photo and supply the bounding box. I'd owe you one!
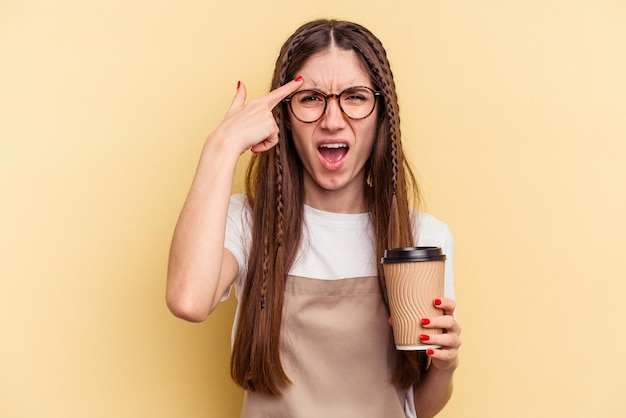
[167,19,461,418]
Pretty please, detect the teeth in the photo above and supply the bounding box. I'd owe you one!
[319,143,347,149]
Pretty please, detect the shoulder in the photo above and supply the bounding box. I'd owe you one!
[412,211,453,248]
[413,211,456,299]
[229,193,249,212]
[226,194,252,246]
[225,194,253,288]
[413,210,451,235]
[227,194,252,222]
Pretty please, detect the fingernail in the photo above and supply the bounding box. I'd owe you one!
[427,349,435,356]
[434,298,442,306]
[237,81,241,89]
[421,318,430,326]
[420,334,430,341]
[295,75,303,82]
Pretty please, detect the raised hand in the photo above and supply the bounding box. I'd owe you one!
[212,77,304,156]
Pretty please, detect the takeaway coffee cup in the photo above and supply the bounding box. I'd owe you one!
[381,247,446,350]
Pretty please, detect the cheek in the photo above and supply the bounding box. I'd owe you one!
[358,121,378,155]
[288,111,306,138]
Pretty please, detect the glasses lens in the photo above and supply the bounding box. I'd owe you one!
[339,88,376,119]
[290,90,326,122]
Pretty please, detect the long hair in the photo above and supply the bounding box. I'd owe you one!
[230,19,425,396]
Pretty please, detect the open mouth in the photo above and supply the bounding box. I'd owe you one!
[318,143,349,164]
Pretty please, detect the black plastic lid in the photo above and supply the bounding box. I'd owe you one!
[381,246,446,263]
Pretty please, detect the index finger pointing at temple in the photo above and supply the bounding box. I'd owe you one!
[263,76,304,109]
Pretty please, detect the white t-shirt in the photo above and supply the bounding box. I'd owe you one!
[223,193,455,418]
[224,194,454,300]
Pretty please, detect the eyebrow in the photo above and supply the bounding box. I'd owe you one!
[298,85,374,93]
[303,78,372,89]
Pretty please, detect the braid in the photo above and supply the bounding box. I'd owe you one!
[263,31,295,307]
[353,32,401,249]
[235,26,314,395]
[388,104,399,196]
[275,150,285,248]
[260,233,269,309]
[367,36,399,195]
[274,35,293,250]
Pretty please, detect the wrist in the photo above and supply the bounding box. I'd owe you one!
[202,130,245,162]
[429,357,459,375]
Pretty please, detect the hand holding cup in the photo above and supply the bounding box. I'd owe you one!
[420,296,462,371]
[382,247,446,350]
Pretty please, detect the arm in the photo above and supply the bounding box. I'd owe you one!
[166,78,304,322]
[413,297,461,417]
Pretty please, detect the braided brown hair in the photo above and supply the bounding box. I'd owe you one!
[231,19,423,396]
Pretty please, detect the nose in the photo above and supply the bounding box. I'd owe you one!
[320,95,346,130]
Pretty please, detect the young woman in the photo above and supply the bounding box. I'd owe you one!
[167,19,461,418]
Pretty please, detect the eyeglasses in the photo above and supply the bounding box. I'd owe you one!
[284,86,381,123]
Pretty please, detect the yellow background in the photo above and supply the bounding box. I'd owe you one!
[2,1,625,417]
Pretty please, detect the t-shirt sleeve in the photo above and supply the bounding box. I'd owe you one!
[441,224,455,301]
[222,194,251,300]
[413,211,455,301]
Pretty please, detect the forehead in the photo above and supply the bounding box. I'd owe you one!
[296,47,373,89]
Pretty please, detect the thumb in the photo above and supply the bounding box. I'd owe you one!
[228,80,247,112]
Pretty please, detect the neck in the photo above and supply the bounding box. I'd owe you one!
[303,179,367,214]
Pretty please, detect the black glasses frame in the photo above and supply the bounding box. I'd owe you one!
[284,86,381,123]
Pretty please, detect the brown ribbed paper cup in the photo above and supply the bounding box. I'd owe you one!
[381,247,446,350]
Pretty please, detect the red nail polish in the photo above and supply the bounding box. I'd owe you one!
[237,81,241,89]
[420,334,430,341]
[421,318,430,326]
[434,298,442,306]
[295,75,303,82]
[427,349,435,356]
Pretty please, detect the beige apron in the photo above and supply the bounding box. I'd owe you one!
[240,275,407,418]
